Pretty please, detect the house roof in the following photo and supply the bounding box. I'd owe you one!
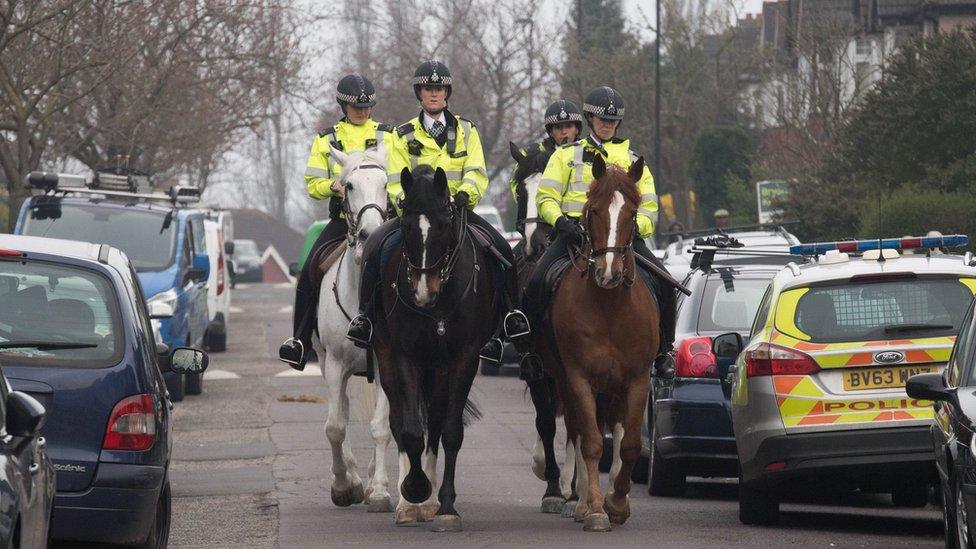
[227,208,304,264]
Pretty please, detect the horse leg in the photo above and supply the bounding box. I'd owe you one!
[527,375,562,513]
[323,354,364,507]
[605,376,650,527]
[565,374,611,532]
[420,379,446,522]
[393,358,430,525]
[429,362,477,533]
[366,369,394,513]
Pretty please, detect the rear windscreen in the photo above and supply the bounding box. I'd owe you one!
[790,278,974,343]
[0,260,123,368]
[698,276,772,332]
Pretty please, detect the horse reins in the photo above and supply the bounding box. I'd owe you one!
[573,208,638,286]
[401,201,467,289]
[338,162,388,247]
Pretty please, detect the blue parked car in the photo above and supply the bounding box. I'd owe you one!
[15,171,211,401]
[0,233,208,546]
[646,243,803,495]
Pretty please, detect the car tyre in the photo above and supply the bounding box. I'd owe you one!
[648,419,685,496]
[185,336,203,396]
[948,469,975,549]
[892,481,930,508]
[141,478,172,549]
[207,328,227,353]
[738,480,779,525]
[166,373,185,403]
[631,455,649,484]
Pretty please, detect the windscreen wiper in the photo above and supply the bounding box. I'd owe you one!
[0,341,98,350]
[883,323,954,334]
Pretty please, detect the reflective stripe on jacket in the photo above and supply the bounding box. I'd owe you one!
[304,119,397,202]
[537,135,659,238]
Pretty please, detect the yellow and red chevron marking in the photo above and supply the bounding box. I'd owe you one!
[770,330,954,369]
[773,375,933,428]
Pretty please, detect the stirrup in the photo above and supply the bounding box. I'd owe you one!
[346,316,373,348]
[503,310,531,339]
[278,337,305,371]
[479,338,504,364]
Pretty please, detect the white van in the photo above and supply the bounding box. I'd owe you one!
[203,216,231,351]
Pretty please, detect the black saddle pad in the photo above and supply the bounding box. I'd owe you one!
[544,256,573,302]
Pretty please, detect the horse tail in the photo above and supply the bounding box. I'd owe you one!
[595,393,612,435]
[463,397,482,426]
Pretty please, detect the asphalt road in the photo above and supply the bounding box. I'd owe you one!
[167,283,944,548]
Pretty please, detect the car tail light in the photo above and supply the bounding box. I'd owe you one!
[103,394,157,451]
[217,247,226,295]
[745,343,821,376]
[674,336,719,378]
[0,249,23,257]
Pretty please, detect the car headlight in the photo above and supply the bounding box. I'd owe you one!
[148,288,178,309]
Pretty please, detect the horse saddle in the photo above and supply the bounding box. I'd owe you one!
[543,255,573,303]
[307,237,345,296]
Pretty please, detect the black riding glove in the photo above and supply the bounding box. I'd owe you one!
[555,216,584,241]
[454,191,470,211]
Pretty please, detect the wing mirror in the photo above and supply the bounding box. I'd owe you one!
[169,347,209,375]
[6,391,45,438]
[190,252,210,283]
[713,332,744,361]
[906,373,956,402]
[224,241,235,255]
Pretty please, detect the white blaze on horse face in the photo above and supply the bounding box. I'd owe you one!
[415,215,432,305]
[523,173,543,256]
[601,191,626,285]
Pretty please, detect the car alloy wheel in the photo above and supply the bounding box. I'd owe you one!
[958,479,971,549]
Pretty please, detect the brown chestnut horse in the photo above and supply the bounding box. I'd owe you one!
[539,154,658,532]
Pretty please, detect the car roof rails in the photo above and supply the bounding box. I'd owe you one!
[690,241,807,271]
[662,221,799,241]
[24,171,201,206]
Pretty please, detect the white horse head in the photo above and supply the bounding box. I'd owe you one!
[522,172,544,258]
[330,144,388,265]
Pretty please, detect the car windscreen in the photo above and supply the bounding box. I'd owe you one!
[790,277,974,343]
[22,203,177,271]
[0,259,123,368]
[698,276,772,332]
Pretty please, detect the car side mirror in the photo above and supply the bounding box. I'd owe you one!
[170,347,209,375]
[6,391,45,438]
[288,262,300,276]
[713,332,744,361]
[148,301,174,320]
[906,373,955,402]
[190,252,210,283]
[224,241,235,255]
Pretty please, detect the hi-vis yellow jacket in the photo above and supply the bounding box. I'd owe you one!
[303,118,398,201]
[388,110,488,209]
[538,135,659,238]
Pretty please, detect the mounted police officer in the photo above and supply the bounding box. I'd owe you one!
[278,74,397,369]
[346,60,530,356]
[517,86,677,375]
[508,99,583,225]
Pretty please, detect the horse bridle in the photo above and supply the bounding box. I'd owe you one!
[574,207,637,285]
[401,200,467,289]
[339,162,388,246]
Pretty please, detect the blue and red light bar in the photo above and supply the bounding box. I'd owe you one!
[789,235,969,256]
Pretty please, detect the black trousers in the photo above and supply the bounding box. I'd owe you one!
[521,233,676,351]
[291,218,348,341]
[357,210,518,317]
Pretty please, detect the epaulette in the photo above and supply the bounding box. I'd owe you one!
[458,116,476,128]
[317,127,336,138]
[558,139,582,149]
[610,137,627,144]
[396,123,415,137]
[376,123,393,132]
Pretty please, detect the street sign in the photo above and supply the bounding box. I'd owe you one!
[756,180,788,224]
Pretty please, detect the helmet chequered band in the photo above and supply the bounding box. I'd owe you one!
[545,112,584,124]
[413,75,452,86]
[583,103,625,118]
[337,91,375,104]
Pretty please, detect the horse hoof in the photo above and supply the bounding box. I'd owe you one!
[561,499,578,519]
[395,506,421,526]
[367,495,394,513]
[604,497,631,525]
[430,514,462,532]
[583,513,612,532]
[541,496,565,514]
[331,483,365,507]
[573,502,590,523]
[419,501,440,522]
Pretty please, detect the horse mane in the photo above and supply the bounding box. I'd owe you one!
[586,164,641,210]
[515,148,553,183]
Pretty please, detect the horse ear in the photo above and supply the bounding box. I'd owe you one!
[592,154,607,180]
[509,141,526,163]
[400,167,412,194]
[433,167,449,197]
[628,156,645,182]
[329,144,350,168]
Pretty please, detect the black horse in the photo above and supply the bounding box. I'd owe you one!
[373,165,498,532]
[509,143,574,514]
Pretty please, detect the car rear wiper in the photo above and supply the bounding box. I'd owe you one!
[883,323,954,334]
[0,341,98,351]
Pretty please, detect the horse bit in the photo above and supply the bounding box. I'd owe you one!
[572,209,637,286]
[338,162,389,246]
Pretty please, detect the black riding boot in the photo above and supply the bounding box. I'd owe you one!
[346,218,400,348]
[633,239,678,377]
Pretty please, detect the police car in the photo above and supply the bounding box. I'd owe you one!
[715,235,976,525]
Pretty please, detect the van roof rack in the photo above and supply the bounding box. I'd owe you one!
[24,171,200,206]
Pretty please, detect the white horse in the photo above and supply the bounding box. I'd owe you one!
[312,145,394,512]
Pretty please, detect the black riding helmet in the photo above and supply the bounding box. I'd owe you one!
[583,86,625,121]
[413,60,452,100]
[543,99,584,134]
[336,74,376,109]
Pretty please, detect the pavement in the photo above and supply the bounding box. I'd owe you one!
[167,283,944,548]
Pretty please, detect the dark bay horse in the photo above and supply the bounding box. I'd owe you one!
[372,166,498,532]
[541,155,658,532]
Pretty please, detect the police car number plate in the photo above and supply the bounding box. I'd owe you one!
[843,365,939,391]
